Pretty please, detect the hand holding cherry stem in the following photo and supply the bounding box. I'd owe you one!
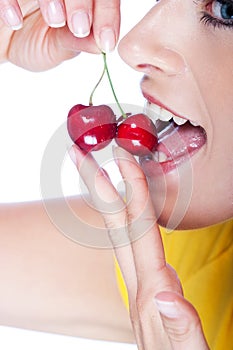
[67,52,158,156]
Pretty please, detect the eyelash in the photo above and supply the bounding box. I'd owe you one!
[197,0,233,29]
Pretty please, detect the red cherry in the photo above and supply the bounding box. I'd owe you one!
[67,104,117,152]
[67,103,88,115]
[116,113,158,156]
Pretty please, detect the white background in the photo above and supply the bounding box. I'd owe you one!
[0,1,156,349]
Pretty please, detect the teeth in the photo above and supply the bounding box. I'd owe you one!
[144,102,160,121]
[145,101,199,127]
[173,116,187,125]
[190,120,199,127]
[153,151,168,162]
[145,102,172,122]
[159,108,173,122]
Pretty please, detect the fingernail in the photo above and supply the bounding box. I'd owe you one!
[113,146,131,159]
[154,298,180,319]
[71,10,90,38]
[68,145,88,167]
[100,167,111,180]
[99,28,116,53]
[2,6,23,30]
[112,145,119,167]
[47,0,66,28]
[68,146,77,165]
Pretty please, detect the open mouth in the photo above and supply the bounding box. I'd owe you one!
[140,100,207,174]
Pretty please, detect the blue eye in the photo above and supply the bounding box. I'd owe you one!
[200,0,233,29]
[212,0,233,20]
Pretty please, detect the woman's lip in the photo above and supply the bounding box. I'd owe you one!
[142,90,204,128]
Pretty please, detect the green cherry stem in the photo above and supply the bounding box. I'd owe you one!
[102,52,127,119]
[89,64,106,106]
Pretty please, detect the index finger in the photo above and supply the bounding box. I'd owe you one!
[114,147,167,282]
[69,144,138,296]
[92,0,121,52]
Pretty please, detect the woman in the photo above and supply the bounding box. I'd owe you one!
[0,1,232,349]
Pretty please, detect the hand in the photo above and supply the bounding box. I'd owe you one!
[69,144,210,350]
[0,0,120,71]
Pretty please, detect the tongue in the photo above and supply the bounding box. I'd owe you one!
[156,122,206,160]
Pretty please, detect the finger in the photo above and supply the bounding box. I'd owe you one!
[37,0,66,28]
[92,0,121,52]
[113,147,167,280]
[69,145,137,293]
[155,291,210,350]
[69,144,150,350]
[69,145,127,241]
[69,145,122,214]
[113,146,177,349]
[0,0,23,30]
[54,26,100,56]
[73,146,142,345]
[68,145,137,292]
[64,0,92,38]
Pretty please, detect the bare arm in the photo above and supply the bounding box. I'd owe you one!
[0,197,133,343]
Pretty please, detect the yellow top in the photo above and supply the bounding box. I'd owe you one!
[115,219,233,350]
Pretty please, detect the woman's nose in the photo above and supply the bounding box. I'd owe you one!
[118,4,187,77]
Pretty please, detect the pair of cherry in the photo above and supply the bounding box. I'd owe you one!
[67,103,158,156]
[67,53,158,156]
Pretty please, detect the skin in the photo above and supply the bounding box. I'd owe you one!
[0,0,232,349]
[118,0,233,229]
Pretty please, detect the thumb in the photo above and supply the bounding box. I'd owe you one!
[154,291,210,350]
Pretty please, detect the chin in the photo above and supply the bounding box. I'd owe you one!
[155,202,233,231]
[156,211,203,231]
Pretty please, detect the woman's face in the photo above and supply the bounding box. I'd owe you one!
[118,0,233,229]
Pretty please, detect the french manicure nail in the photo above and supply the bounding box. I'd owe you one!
[99,28,116,53]
[3,6,22,30]
[68,146,77,165]
[112,145,119,167]
[113,146,132,159]
[68,145,88,167]
[47,0,66,28]
[113,146,133,168]
[154,298,180,318]
[71,10,90,38]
